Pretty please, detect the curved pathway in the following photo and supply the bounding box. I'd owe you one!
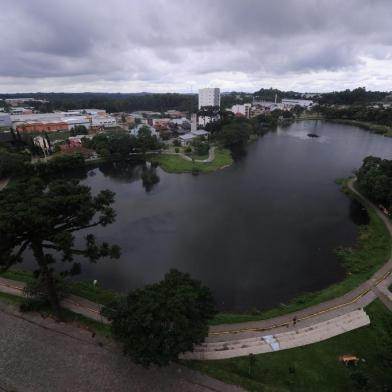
[1,178,391,360]
[162,146,216,163]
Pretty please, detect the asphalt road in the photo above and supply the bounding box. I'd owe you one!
[0,303,243,392]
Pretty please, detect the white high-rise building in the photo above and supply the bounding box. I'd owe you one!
[198,88,220,109]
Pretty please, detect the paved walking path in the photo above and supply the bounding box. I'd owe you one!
[1,178,391,360]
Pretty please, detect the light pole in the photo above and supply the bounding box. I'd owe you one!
[93,279,103,324]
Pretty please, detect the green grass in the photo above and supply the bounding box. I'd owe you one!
[68,280,120,306]
[211,181,392,325]
[0,291,25,305]
[150,147,233,173]
[61,309,111,337]
[0,287,111,337]
[187,300,392,392]
[0,269,120,306]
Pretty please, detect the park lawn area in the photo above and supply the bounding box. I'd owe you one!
[187,300,392,392]
[0,290,111,337]
[0,269,119,306]
[211,183,392,325]
[151,147,233,173]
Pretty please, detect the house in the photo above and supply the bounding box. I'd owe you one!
[0,113,12,128]
[67,137,83,148]
[191,129,209,138]
[15,121,68,133]
[178,129,209,146]
[282,99,313,109]
[129,124,159,138]
[178,133,196,146]
[229,104,252,118]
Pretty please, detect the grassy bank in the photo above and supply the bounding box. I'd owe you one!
[326,119,392,137]
[0,269,119,306]
[211,180,391,325]
[0,290,111,337]
[150,147,233,173]
[187,300,392,392]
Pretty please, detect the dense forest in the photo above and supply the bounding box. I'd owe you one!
[318,105,392,128]
[0,93,198,113]
[318,87,390,105]
[1,88,391,114]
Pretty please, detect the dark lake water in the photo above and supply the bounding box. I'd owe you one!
[63,121,392,311]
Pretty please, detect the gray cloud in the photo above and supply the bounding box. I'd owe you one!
[1,0,392,92]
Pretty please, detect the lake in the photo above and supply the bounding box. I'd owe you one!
[73,121,392,311]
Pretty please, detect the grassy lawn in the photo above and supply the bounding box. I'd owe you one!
[150,147,233,173]
[0,290,111,337]
[0,269,119,306]
[187,300,392,392]
[211,181,391,325]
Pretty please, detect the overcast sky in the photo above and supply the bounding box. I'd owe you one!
[1,0,392,93]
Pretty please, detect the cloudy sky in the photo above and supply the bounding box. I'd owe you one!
[1,0,392,93]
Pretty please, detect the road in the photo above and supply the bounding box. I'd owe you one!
[0,303,244,392]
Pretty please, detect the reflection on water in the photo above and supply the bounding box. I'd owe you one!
[28,121,392,311]
[95,160,160,193]
[349,198,370,226]
[141,164,160,192]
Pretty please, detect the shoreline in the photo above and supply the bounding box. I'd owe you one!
[324,118,392,137]
[1,178,391,328]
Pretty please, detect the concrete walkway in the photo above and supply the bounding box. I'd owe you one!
[1,178,391,360]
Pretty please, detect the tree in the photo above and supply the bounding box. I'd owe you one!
[0,148,30,178]
[88,132,136,157]
[0,178,121,318]
[357,156,392,210]
[136,126,160,154]
[218,121,251,149]
[103,269,216,367]
[34,153,85,177]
